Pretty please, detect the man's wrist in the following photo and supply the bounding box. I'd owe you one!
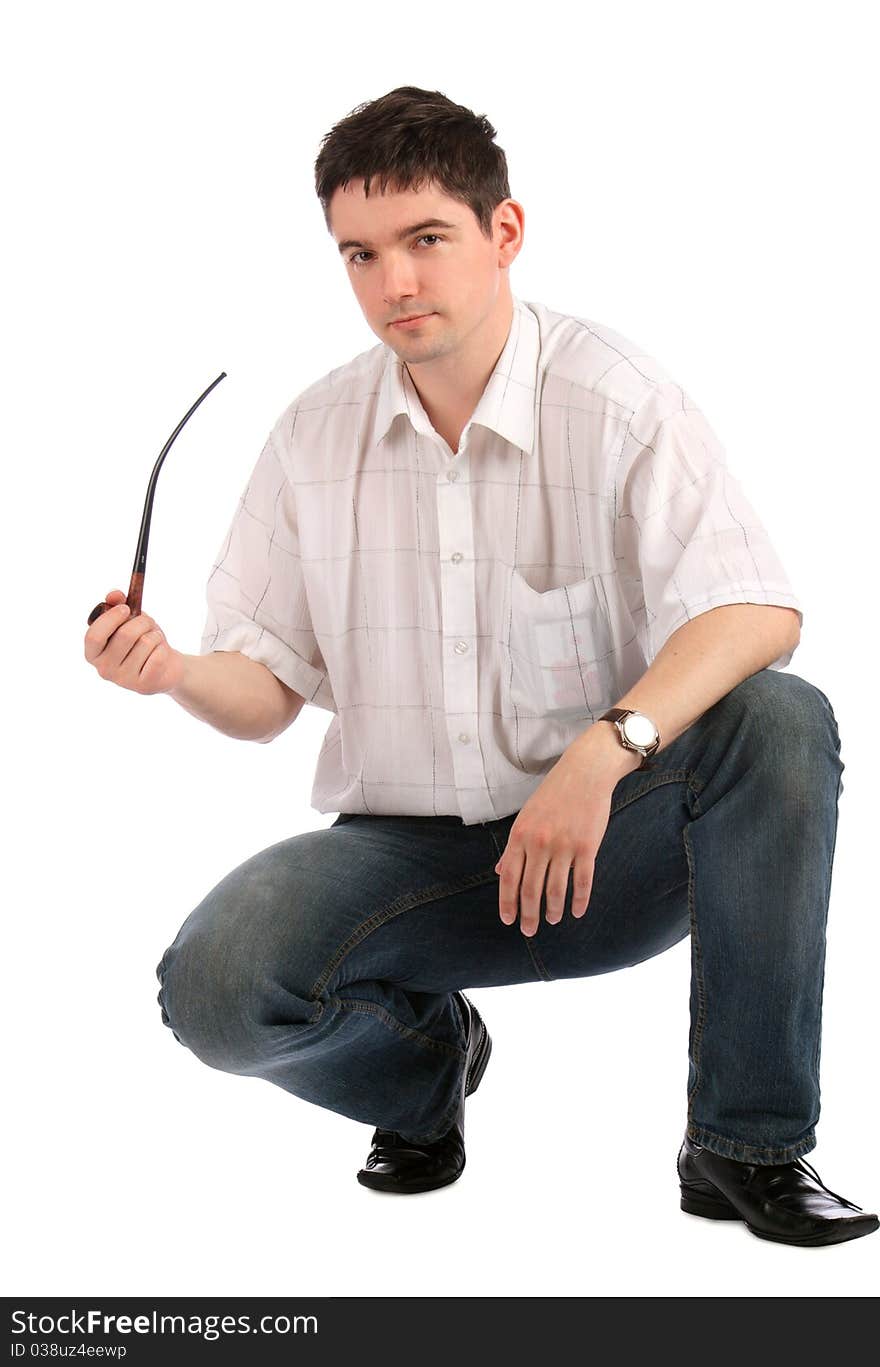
[567,718,645,781]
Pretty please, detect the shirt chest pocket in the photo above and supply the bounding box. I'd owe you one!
[502,569,617,720]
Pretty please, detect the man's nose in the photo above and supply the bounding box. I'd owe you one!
[381,255,422,298]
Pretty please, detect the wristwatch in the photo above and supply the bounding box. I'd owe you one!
[597,708,661,770]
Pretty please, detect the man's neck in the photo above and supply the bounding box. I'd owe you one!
[405,291,514,453]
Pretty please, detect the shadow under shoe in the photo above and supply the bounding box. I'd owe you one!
[677,1131,880,1246]
[357,991,492,1195]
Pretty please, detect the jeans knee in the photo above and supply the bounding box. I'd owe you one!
[155,947,180,1038]
[729,671,842,785]
[154,930,260,1071]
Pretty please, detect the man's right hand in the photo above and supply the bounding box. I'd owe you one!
[84,588,185,696]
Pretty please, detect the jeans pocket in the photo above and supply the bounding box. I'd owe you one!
[502,568,616,719]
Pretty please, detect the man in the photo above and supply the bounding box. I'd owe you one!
[131,88,874,1245]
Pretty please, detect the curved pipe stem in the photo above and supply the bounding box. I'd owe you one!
[87,371,227,625]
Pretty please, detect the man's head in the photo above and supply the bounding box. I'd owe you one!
[315,87,524,368]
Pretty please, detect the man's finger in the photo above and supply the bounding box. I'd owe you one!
[571,852,595,918]
[544,856,572,924]
[497,846,525,927]
[518,849,550,937]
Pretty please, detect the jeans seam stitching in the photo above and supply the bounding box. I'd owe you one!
[811,768,840,1100]
[330,996,464,1059]
[308,867,500,999]
[686,1121,817,1163]
[405,1082,467,1145]
[524,935,552,980]
[610,768,697,815]
[488,828,506,862]
[684,778,706,1124]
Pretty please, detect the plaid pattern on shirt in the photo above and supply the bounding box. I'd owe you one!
[201,295,803,824]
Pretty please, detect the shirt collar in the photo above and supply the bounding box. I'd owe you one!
[372,294,539,455]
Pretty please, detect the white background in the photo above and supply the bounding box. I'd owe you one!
[4,0,878,1299]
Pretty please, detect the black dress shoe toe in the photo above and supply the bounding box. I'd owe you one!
[357,991,491,1194]
[677,1132,879,1246]
[356,1122,467,1194]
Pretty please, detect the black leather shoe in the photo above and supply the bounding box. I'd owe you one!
[677,1132,879,1246]
[356,991,492,1194]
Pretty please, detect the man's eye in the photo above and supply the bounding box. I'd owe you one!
[349,234,443,266]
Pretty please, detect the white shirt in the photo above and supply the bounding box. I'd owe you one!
[201,294,803,825]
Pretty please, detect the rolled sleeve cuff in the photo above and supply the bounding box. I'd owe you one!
[201,621,331,708]
[652,589,803,670]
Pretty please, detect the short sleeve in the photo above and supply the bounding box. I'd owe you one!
[200,421,335,712]
[612,383,804,671]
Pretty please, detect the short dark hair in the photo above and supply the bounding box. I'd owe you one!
[314,86,511,242]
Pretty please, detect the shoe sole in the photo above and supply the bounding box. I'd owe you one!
[680,1183,880,1245]
[356,1164,466,1195]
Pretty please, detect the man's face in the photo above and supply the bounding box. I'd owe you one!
[328,178,514,366]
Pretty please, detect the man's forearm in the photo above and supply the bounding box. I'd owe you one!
[568,604,802,782]
[167,650,296,742]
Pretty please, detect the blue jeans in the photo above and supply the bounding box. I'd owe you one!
[155,669,844,1165]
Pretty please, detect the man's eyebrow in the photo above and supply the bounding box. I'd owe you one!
[336,218,459,255]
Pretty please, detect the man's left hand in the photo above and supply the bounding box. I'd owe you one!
[494,739,630,936]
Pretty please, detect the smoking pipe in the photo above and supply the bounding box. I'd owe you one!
[87,371,227,626]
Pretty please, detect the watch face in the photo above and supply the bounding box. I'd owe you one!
[622,713,657,746]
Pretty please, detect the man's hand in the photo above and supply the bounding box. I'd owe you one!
[494,732,635,936]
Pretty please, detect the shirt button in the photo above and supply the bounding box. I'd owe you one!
[451,551,463,563]
[458,732,470,744]
[447,469,459,482]
[454,640,468,654]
